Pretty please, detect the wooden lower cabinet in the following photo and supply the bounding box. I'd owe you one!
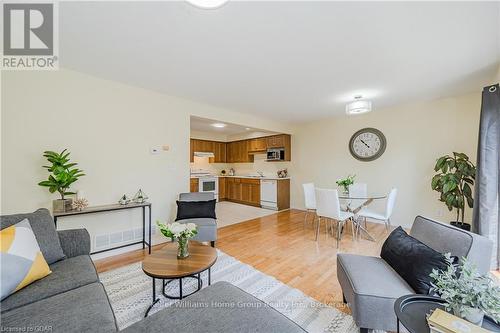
[218,177,226,200]
[224,177,260,206]
[190,178,199,192]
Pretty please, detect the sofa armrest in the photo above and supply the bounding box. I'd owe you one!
[57,229,91,258]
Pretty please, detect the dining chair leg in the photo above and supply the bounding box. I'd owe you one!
[303,210,309,228]
[315,217,321,241]
[350,218,355,240]
[336,220,343,248]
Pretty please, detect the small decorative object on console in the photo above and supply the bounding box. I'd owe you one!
[72,197,88,211]
[133,189,148,203]
[157,221,198,259]
[118,194,130,205]
[220,169,227,175]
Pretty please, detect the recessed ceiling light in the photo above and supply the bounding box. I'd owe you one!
[186,0,229,9]
[346,96,372,115]
[245,128,251,131]
[211,123,227,128]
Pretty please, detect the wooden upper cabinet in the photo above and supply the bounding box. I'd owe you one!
[248,138,267,152]
[190,133,291,163]
[226,140,253,163]
[266,135,286,148]
[190,139,226,163]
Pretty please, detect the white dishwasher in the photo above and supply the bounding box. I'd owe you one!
[260,179,278,210]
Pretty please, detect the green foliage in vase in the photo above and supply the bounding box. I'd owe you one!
[38,149,85,200]
[431,152,475,222]
[336,174,356,193]
[430,255,500,322]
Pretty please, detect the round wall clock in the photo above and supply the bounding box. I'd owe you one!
[349,128,387,161]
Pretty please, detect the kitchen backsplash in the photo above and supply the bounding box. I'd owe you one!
[190,154,291,177]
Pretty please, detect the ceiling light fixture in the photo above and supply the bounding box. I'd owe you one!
[211,123,227,128]
[346,95,372,115]
[186,0,229,9]
[245,128,251,131]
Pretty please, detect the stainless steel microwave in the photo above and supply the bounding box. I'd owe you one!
[267,148,285,161]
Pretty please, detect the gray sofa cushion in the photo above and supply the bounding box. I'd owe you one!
[123,281,305,332]
[1,282,117,333]
[1,209,65,264]
[178,218,217,242]
[337,253,414,331]
[1,255,98,313]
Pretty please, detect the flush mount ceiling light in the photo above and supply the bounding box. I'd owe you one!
[186,0,229,9]
[211,123,227,128]
[346,96,372,115]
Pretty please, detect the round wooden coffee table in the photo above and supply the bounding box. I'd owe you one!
[142,242,217,317]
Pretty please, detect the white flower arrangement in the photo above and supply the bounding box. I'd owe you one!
[157,221,198,240]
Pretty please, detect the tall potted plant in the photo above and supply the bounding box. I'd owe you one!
[38,149,85,212]
[431,152,475,230]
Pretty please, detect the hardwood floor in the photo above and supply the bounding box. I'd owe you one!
[94,209,390,313]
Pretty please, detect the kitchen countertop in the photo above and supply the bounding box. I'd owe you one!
[190,175,290,180]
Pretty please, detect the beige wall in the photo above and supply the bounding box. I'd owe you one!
[1,69,293,254]
[289,93,481,227]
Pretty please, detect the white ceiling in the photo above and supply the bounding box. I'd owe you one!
[190,116,275,135]
[60,1,500,123]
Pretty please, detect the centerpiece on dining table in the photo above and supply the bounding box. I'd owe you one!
[336,174,356,195]
[157,221,198,259]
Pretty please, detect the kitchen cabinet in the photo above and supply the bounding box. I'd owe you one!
[190,139,226,163]
[210,142,226,163]
[218,177,226,200]
[227,141,253,163]
[265,134,291,161]
[248,138,267,152]
[190,133,291,163]
[224,177,260,206]
[190,178,199,192]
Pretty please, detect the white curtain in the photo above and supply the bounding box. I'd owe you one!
[472,84,500,270]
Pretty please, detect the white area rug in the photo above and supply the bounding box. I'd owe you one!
[99,250,359,332]
[216,201,276,228]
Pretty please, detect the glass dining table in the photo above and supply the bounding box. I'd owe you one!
[338,193,387,241]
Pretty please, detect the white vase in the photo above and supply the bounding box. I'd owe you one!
[464,307,484,326]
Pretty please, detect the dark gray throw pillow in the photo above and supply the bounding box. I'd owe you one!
[176,200,216,221]
[380,226,449,294]
[0,208,66,264]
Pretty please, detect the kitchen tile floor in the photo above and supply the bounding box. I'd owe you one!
[216,201,277,228]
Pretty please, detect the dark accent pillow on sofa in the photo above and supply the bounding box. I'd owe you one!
[176,200,216,221]
[380,226,449,294]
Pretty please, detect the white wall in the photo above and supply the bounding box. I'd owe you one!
[1,69,293,254]
[289,93,481,227]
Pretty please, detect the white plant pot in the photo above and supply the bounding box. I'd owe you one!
[464,307,484,326]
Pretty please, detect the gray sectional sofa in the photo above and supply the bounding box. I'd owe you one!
[1,209,305,333]
[337,215,493,333]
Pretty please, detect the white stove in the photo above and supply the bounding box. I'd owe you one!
[190,169,219,201]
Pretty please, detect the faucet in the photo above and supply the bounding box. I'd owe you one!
[257,171,264,177]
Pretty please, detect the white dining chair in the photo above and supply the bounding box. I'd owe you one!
[347,183,367,212]
[302,183,317,228]
[315,188,354,248]
[358,188,398,231]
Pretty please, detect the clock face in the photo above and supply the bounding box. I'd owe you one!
[349,128,386,161]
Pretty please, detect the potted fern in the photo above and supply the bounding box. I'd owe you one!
[431,152,476,230]
[38,149,85,212]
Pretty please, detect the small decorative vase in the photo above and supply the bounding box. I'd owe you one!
[464,307,484,326]
[53,199,73,212]
[177,237,189,259]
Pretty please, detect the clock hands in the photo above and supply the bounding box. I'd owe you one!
[360,139,371,149]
